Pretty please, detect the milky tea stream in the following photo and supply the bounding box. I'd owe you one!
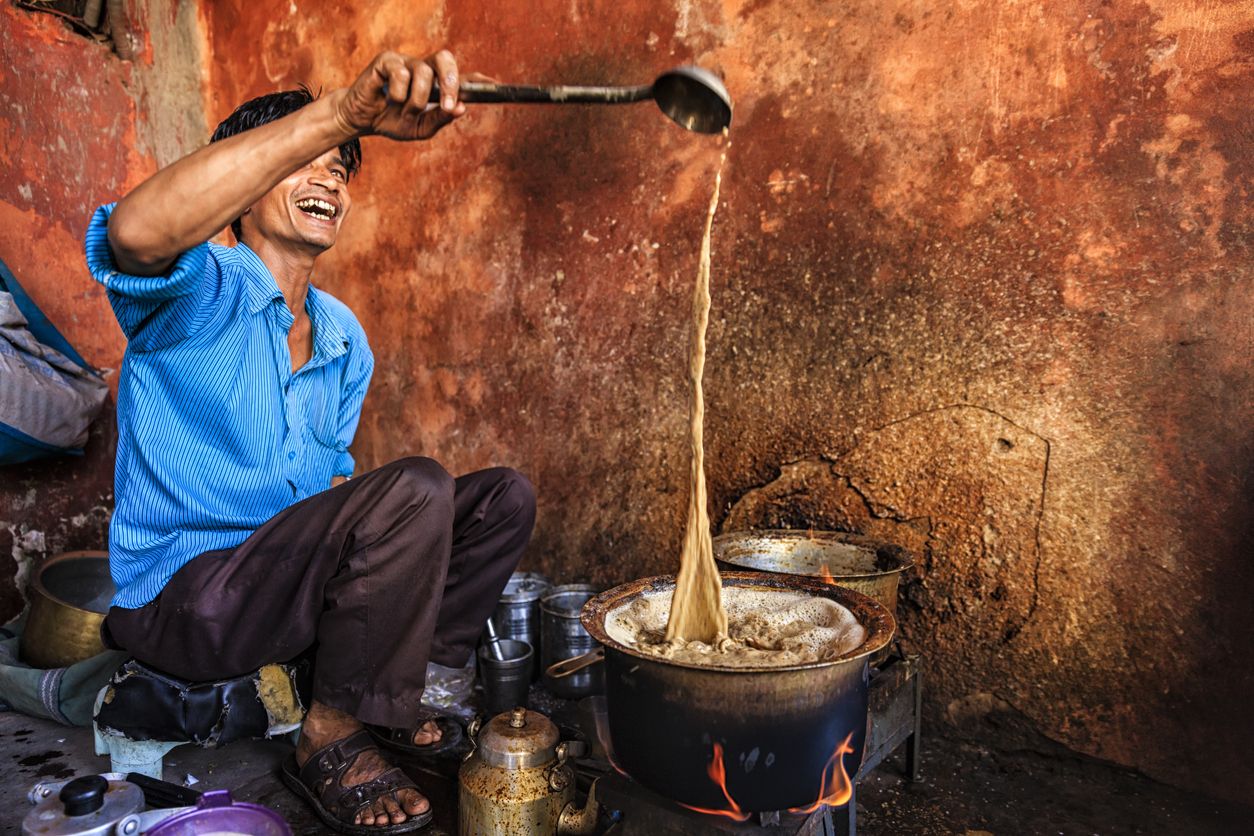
[606,141,866,668]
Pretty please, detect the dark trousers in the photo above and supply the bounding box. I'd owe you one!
[101,457,534,728]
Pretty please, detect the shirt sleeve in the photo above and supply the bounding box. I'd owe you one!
[84,203,225,351]
[332,342,375,478]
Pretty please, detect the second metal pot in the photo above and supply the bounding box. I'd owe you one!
[714,530,913,665]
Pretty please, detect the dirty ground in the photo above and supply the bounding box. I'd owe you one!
[4,709,1249,835]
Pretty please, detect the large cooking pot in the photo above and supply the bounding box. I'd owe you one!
[21,551,114,669]
[581,572,894,813]
[714,530,913,665]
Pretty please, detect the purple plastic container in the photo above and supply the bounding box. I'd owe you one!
[145,789,291,835]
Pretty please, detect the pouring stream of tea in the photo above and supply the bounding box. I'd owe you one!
[665,140,729,645]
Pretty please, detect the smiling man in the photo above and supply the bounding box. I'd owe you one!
[85,51,534,833]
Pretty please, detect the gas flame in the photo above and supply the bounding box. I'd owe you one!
[818,563,836,585]
[788,731,856,813]
[677,743,752,822]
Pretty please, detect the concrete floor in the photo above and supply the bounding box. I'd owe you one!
[5,708,1251,835]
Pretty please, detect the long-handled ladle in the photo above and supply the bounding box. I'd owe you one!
[427,65,732,134]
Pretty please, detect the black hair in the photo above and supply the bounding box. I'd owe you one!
[209,84,362,241]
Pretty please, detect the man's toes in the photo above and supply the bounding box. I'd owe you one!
[412,719,443,746]
[380,793,406,825]
[400,787,430,816]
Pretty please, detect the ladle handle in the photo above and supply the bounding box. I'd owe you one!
[433,80,654,105]
[545,647,605,679]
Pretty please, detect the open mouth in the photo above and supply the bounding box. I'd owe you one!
[294,196,339,222]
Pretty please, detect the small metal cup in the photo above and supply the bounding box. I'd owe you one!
[477,638,533,716]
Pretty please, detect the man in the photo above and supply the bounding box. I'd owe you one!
[86,50,532,832]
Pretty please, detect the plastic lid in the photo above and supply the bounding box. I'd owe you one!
[144,789,291,835]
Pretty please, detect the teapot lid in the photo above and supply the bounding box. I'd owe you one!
[22,775,142,836]
[477,707,559,768]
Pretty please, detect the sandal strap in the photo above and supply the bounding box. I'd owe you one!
[328,767,417,815]
[297,729,423,819]
[298,729,377,788]
[383,712,450,743]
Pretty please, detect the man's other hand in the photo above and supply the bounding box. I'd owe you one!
[335,50,466,141]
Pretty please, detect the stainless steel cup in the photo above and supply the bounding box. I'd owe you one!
[540,584,603,699]
[477,638,533,715]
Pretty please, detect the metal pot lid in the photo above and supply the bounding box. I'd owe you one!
[22,775,142,836]
[477,707,559,769]
[500,572,552,603]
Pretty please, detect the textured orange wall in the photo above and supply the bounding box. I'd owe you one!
[199,0,1253,803]
[0,0,1247,806]
[0,2,207,617]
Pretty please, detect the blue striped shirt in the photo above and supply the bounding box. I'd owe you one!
[85,203,374,608]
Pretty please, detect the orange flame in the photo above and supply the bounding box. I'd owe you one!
[818,563,837,585]
[678,743,752,822]
[789,731,856,813]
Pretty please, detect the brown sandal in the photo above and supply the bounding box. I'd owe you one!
[366,712,464,761]
[279,729,433,834]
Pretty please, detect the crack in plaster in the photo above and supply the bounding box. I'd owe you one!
[832,402,1053,642]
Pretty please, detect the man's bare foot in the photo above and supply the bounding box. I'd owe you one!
[297,701,429,827]
[411,718,443,747]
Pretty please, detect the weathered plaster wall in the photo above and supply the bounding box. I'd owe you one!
[0,2,208,617]
[2,0,1248,807]
[201,0,1252,802]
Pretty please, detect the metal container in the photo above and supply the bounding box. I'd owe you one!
[581,572,895,813]
[458,707,597,836]
[541,584,603,699]
[714,530,913,664]
[495,572,552,679]
[478,638,533,715]
[21,551,114,669]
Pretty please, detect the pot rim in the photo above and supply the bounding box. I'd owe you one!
[580,571,896,674]
[713,529,915,580]
[30,550,112,616]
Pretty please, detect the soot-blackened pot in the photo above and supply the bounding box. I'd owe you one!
[580,572,895,813]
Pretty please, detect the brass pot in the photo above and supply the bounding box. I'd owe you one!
[714,530,913,663]
[21,551,114,669]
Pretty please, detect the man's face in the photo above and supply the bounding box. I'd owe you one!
[240,149,352,252]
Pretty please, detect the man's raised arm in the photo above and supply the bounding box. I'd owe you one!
[107,50,464,276]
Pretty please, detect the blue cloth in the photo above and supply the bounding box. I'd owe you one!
[85,204,375,608]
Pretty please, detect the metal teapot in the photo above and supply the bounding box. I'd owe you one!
[458,707,598,836]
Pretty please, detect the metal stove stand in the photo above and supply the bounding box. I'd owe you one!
[583,652,922,836]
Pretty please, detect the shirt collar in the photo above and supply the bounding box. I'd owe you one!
[234,242,349,367]
[305,286,349,366]
[235,242,286,315]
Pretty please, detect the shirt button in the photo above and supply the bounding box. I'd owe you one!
[288,451,296,461]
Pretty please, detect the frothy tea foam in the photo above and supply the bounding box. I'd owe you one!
[607,586,867,668]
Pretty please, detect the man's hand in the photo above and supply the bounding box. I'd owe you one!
[335,50,466,141]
